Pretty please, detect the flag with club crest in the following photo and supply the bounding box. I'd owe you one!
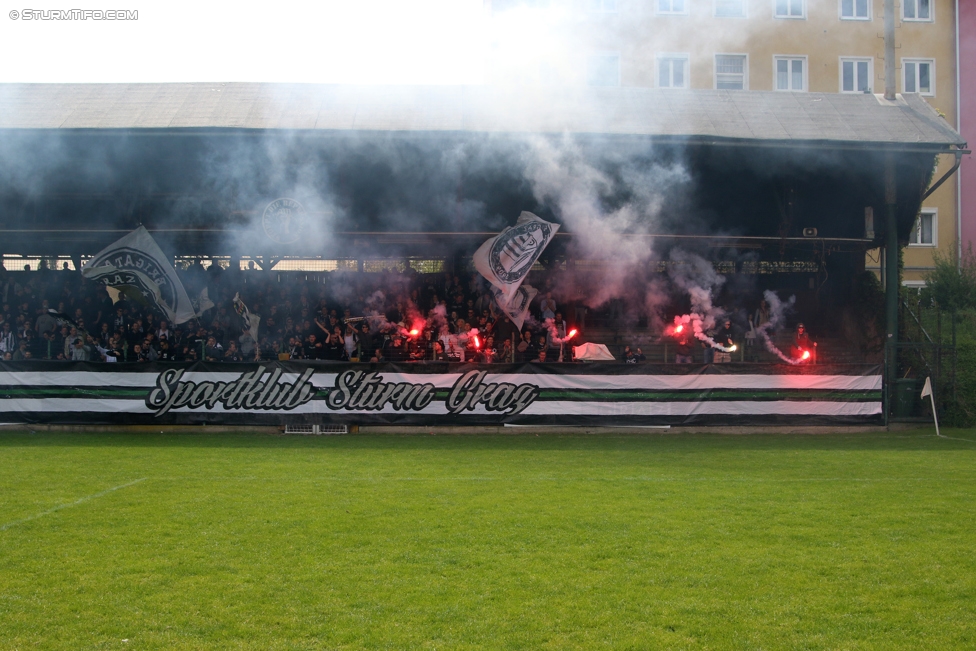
[474,211,559,304]
[491,284,538,331]
[81,226,202,324]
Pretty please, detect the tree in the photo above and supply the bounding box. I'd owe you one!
[922,244,976,312]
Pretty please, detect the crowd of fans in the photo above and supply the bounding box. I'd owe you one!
[0,263,583,363]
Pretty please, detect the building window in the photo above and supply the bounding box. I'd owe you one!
[715,0,746,17]
[840,57,873,93]
[657,54,689,88]
[903,58,935,95]
[775,0,804,18]
[902,0,932,21]
[657,0,686,15]
[909,209,937,246]
[587,53,620,86]
[715,54,747,89]
[774,56,806,91]
[840,0,869,20]
[587,0,617,12]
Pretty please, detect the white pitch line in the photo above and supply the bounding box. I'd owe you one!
[146,476,969,483]
[0,478,146,532]
[934,434,976,443]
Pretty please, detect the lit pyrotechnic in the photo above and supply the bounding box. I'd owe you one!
[671,313,726,351]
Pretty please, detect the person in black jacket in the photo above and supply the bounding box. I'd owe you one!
[157,338,176,362]
[714,319,735,364]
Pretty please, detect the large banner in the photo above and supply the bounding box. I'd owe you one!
[0,362,882,426]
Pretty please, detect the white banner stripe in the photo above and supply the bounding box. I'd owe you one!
[492,374,883,391]
[313,373,883,392]
[519,401,883,417]
[0,399,151,413]
[0,371,311,387]
[543,374,876,392]
[0,371,162,387]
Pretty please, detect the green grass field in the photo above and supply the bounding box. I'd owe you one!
[1,429,975,650]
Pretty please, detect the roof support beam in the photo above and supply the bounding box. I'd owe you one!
[921,150,968,201]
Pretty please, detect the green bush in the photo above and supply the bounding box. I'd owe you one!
[945,310,976,427]
[918,248,976,425]
[922,245,976,312]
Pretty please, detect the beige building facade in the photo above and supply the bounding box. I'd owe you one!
[487,0,960,283]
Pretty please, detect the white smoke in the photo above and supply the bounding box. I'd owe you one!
[523,134,688,316]
[756,290,801,365]
[667,249,727,350]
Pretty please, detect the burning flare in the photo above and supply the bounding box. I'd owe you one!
[670,314,723,350]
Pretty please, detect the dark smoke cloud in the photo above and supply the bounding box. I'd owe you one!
[0,100,767,335]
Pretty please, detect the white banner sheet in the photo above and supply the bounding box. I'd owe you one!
[0,361,884,425]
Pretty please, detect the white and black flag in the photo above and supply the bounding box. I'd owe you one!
[81,227,202,325]
[474,211,559,304]
[491,284,537,331]
[233,292,261,344]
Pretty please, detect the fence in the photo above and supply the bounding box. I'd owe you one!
[886,300,959,423]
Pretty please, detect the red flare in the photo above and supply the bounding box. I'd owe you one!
[409,329,419,337]
[568,329,578,339]
[675,325,684,333]
[473,335,481,349]
[801,350,811,360]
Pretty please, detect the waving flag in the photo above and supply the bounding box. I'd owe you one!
[474,211,559,303]
[233,292,261,343]
[81,227,201,324]
[492,284,537,331]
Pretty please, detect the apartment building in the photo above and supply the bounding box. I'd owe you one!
[487,0,963,284]
[960,1,975,258]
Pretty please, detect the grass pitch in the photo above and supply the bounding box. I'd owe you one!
[1,429,974,650]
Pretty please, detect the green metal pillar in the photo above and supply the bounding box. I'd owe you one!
[884,155,899,415]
